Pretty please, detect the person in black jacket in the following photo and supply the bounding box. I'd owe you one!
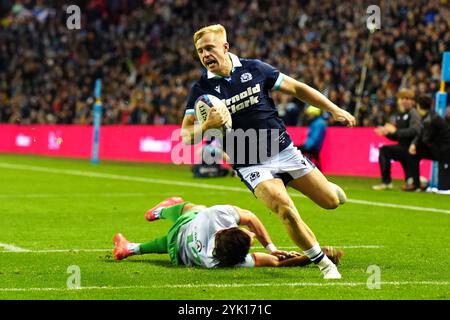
[404,95,450,191]
[372,88,421,190]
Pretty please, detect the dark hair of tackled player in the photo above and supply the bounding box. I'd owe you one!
[213,227,252,267]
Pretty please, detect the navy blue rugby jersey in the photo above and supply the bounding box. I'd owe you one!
[185,52,292,168]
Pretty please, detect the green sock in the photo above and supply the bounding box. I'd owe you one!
[139,236,168,254]
[160,202,188,222]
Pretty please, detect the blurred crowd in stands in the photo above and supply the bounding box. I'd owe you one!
[0,0,449,126]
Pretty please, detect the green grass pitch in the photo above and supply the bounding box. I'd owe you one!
[0,154,449,300]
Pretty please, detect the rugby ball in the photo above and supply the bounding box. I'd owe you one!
[194,94,232,134]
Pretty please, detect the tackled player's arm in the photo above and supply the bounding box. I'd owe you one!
[278,75,356,127]
[232,206,273,248]
[254,247,343,267]
[252,252,311,267]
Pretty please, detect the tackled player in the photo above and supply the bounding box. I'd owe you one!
[113,197,343,269]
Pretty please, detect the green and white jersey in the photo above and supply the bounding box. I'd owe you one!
[177,205,255,268]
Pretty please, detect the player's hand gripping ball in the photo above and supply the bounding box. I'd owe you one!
[195,94,232,136]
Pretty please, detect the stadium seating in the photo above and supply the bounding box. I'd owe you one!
[0,0,449,126]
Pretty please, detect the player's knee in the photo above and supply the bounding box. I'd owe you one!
[321,194,340,210]
[329,182,347,206]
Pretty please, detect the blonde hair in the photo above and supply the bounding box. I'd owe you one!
[193,24,227,45]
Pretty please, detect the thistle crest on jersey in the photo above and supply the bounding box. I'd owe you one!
[240,72,253,83]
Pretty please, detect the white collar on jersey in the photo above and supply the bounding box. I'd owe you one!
[207,52,242,79]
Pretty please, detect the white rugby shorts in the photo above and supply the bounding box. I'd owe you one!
[235,143,315,192]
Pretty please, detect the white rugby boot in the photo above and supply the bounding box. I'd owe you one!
[321,264,342,280]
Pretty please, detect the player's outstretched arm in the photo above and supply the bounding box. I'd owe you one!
[253,247,343,267]
[278,75,356,127]
[253,252,311,267]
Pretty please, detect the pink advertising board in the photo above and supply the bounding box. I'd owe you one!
[0,124,431,178]
[287,127,431,178]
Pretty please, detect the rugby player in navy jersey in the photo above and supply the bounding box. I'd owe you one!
[181,25,355,279]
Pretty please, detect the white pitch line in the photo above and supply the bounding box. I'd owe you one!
[288,193,450,214]
[0,193,145,199]
[0,281,449,292]
[0,162,449,214]
[344,198,450,214]
[0,248,109,253]
[0,163,245,192]
[22,249,110,253]
[0,243,31,252]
